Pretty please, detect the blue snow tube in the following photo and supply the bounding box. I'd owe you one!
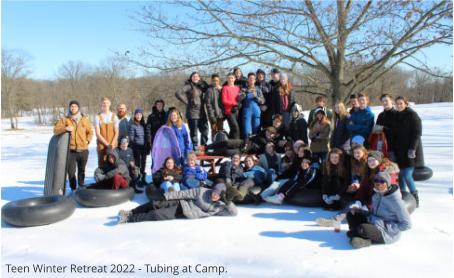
[2,195,76,227]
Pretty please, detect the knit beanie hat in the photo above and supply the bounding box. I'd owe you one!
[69,100,80,108]
[375,171,391,187]
[313,106,326,116]
[351,135,365,146]
[368,151,383,163]
[134,108,144,115]
[213,183,227,195]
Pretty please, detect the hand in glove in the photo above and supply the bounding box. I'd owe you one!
[330,194,341,201]
[408,149,416,159]
[322,194,333,205]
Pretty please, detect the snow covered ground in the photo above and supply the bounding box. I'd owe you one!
[1,102,453,278]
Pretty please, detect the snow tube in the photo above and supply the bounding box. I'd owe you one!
[413,166,433,181]
[73,186,134,207]
[2,195,76,227]
[145,184,165,201]
[44,132,71,196]
[285,188,324,207]
[401,191,417,214]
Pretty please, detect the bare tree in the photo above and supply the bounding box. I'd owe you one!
[131,0,452,103]
[1,49,32,129]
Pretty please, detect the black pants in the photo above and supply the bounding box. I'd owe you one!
[67,150,89,190]
[346,211,385,243]
[128,200,185,222]
[226,113,240,139]
[132,146,147,174]
[188,119,209,147]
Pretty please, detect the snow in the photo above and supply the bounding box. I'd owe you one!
[1,102,453,278]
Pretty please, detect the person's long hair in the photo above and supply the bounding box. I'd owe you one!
[351,145,368,181]
[279,79,292,96]
[189,72,200,95]
[324,148,345,177]
[133,111,145,126]
[310,111,331,129]
[244,155,257,170]
[163,157,182,175]
[167,108,184,128]
[368,157,395,181]
[333,101,348,122]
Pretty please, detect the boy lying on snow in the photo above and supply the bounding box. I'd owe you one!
[117,183,237,224]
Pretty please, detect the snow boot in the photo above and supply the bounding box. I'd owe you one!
[316,218,336,227]
[118,210,132,218]
[350,237,372,248]
[118,213,131,224]
[264,193,284,205]
[411,190,419,208]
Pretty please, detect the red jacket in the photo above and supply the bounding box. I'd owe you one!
[222,85,240,115]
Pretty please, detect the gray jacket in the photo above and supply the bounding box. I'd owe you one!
[367,185,411,244]
[94,150,131,183]
[175,80,208,120]
[164,187,238,219]
[237,87,265,106]
[205,86,224,120]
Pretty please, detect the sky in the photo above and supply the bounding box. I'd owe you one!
[1,1,453,80]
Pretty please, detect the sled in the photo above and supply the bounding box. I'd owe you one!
[151,126,182,174]
[44,132,71,196]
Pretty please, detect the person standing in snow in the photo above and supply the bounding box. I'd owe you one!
[237,72,265,137]
[346,93,375,144]
[54,100,93,191]
[129,108,149,186]
[95,97,120,167]
[205,74,225,139]
[116,103,129,146]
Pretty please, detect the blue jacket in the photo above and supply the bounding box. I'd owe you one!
[129,122,146,148]
[183,165,208,181]
[242,165,266,185]
[171,124,193,158]
[347,107,374,140]
[114,147,134,166]
[367,185,411,244]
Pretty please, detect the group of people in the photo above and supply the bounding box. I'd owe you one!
[54,67,422,249]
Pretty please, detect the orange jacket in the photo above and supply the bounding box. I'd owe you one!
[54,114,94,150]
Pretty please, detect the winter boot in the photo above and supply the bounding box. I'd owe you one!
[264,193,284,205]
[316,218,336,227]
[118,210,132,218]
[118,212,131,224]
[350,237,372,248]
[141,172,148,185]
[411,190,419,208]
[130,180,144,194]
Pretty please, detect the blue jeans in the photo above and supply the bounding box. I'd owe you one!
[160,181,181,192]
[266,168,278,186]
[260,178,289,199]
[399,167,416,192]
[181,177,213,190]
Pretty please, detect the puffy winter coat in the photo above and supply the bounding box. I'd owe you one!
[367,185,411,244]
[288,114,309,144]
[175,80,209,120]
[165,187,238,219]
[146,103,167,146]
[242,165,266,185]
[153,168,182,187]
[219,161,244,184]
[390,107,422,168]
[347,107,375,140]
[205,86,224,121]
[183,165,207,181]
[330,116,350,150]
[129,120,147,148]
[94,150,130,183]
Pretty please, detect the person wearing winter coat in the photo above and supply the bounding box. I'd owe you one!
[113,135,143,193]
[233,67,247,89]
[280,142,296,174]
[307,96,334,128]
[54,100,94,191]
[390,96,422,207]
[95,97,120,167]
[93,150,130,190]
[205,74,225,138]
[175,72,209,147]
[256,69,273,128]
[182,151,210,189]
[129,108,149,185]
[116,103,130,146]
[217,153,244,186]
[287,103,308,145]
[309,107,331,166]
[346,171,411,248]
[347,93,375,143]
[117,183,237,223]
[146,99,166,149]
[321,148,350,210]
[330,101,351,152]
[222,73,241,139]
[242,155,267,187]
[374,94,397,153]
[258,142,282,185]
[264,154,321,205]
[237,72,265,137]
[272,73,295,131]
[167,108,193,164]
[153,157,183,192]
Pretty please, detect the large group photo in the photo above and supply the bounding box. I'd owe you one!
[1,1,453,278]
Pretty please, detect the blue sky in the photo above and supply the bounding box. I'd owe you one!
[2,1,452,80]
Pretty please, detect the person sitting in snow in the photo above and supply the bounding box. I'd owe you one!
[117,183,237,224]
[346,171,411,248]
[113,135,143,193]
[92,150,130,190]
[181,151,211,190]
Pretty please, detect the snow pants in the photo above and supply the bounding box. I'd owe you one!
[128,200,185,222]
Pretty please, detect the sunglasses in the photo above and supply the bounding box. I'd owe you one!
[121,139,128,143]
[373,179,386,185]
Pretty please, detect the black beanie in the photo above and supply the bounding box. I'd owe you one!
[69,100,80,108]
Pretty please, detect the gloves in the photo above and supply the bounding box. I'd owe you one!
[388,151,396,161]
[331,194,341,201]
[349,200,362,210]
[408,149,416,159]
[231,105,239,113]
[322,194,333,205]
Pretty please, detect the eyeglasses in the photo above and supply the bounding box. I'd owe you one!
[373,179,386,184]
[121,139,128,143]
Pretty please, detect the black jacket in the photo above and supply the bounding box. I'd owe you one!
[205,85,224,121]
[146,105,167,146]
[376,108,397,149]
[271,84,295,115]
[153,168,182,187]
[288,118,309,145]
[390,107,422,168]
[330,116,350,150]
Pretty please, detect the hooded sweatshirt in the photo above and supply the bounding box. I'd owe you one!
[94,150,130,183]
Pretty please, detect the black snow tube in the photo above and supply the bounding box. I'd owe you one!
[2,195,76,227]
[145,184,165,201]
[413,166,433,181]
[401,191,417,214]
[285,188,324,207]
[44,132,71,196]
[74,186,134,207]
